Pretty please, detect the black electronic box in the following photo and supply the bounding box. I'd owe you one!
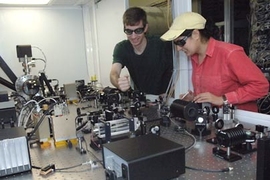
[102,134,185,180]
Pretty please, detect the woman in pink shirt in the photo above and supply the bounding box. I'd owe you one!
[161,12,269,112]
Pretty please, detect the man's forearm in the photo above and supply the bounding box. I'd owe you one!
[110,73,119,89]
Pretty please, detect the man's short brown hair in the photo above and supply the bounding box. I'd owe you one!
[123,7,148,27]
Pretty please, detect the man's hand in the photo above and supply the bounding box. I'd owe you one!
[118,76,130,92]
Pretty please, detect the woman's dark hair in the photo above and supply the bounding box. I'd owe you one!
[199,18,220,41]
[123,7,148,27]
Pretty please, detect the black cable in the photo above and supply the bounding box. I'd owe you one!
[75,122,103,167]
[10,93,27,103]
[53,169,91,173]
[86,149,104,167]
[258,93,270,114]
[32,162,89,172]
[27,102,57,140]
[169,117,233,173]
[180,130,196,152]
[170,117,196,151]
[85,133,104,166]
[55,163,83,171]
[31,165,41,169]
[185,166,233,173]
[76,121,88,131]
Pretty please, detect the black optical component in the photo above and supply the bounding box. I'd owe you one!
[170,99,199,121]
[216,127,246,147]
[124,27,145,35]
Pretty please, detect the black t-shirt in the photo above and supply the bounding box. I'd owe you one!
[112,35,173,95]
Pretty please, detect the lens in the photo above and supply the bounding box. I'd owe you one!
[173,32,192,47]
[134,28,144,34]
[124,27,145,35]
[124,29,133,35]
[174,39,187,47]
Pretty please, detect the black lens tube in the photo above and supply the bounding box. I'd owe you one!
[170,99,199,121]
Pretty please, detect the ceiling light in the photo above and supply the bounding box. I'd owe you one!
[0,0,51,5]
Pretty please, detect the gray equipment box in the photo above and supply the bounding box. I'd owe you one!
[102,134,185,180]
[0,127,31,177]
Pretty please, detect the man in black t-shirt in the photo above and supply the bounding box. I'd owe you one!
[110,7,173,95]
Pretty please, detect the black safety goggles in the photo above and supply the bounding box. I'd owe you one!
[124,27,145,35]
[173,32,192,47]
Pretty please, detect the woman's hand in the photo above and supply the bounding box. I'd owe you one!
[179,90,194,101]
[194,92,223,106]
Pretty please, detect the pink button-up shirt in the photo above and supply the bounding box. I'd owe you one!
[191,38,269,112]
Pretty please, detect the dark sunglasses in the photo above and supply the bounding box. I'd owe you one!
[124,27,145,35]
[173,32,192,47]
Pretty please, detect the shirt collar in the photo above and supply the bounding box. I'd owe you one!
[206,37,215,58]
[191,37,215,64]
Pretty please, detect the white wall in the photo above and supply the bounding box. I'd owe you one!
[0,0,192,95]
[0,7,89,91]
[84,0,128,88]
[172,0,193,97]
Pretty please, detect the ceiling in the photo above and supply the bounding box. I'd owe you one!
[129,0,168,7]
[48,0,91,6]
[0,0,167,7]
[0,0,91,7]
[48,0,167,7]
